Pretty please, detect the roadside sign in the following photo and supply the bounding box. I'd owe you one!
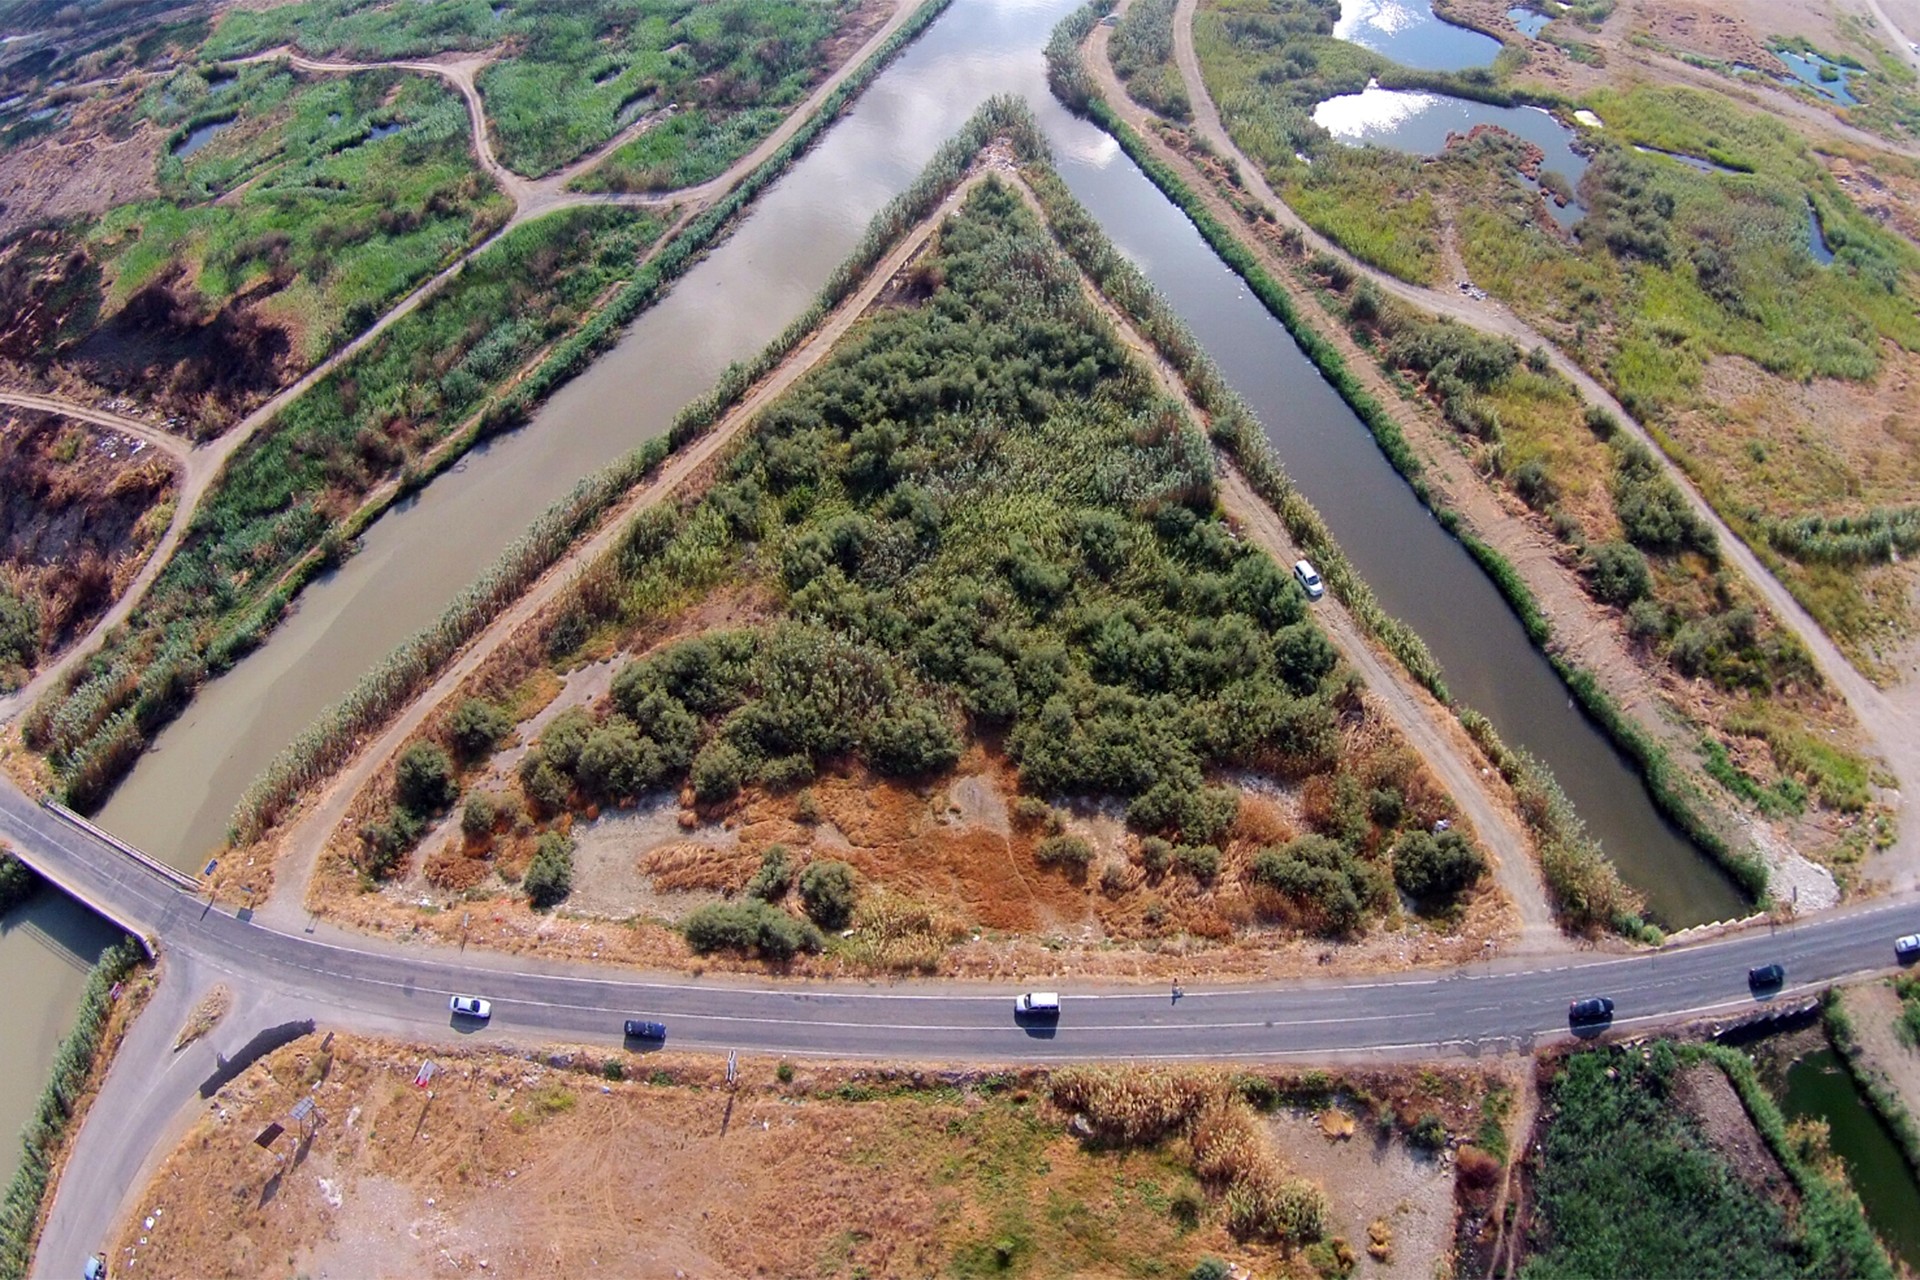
[203,859,218,878]
[414,1060,437,1089]
[289,1097,315,1123]
[253,1122,284,1150]
[726,1050,738,1086]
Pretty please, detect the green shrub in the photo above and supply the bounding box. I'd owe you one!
[691,741,748,805]
[682,899,824,959]
[1586,540,1652,606]
[460,792,500,840]
[1391,829,1486,907]
[798,859,859,930]
[0,850,36,917]
[394,741,458,814]
[746,845,793,902]
[1191,1261,1231,1280]
[1612,441,1714,555]
[447,698,512,762]
[1249,835,1375,936]
[577,719,657,802]
[524,831,575,908]
[1035,834,1096,871]
[1136,835,1174,875]
[1174,843,1221,882]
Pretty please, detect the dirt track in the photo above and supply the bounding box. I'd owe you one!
[1105,0,1920,890]
[0,0,919,735]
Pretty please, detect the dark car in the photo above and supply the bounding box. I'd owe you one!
[1748,962,1786,990]
[1898,934,1920,963]
[1568,996,1614,1025]
[623,1019,668,1041]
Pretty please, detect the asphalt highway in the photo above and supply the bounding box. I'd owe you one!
[8,780,1920,1064]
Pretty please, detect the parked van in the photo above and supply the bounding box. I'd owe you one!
[1014,992,1061,1016]
[1292,559,1324,601]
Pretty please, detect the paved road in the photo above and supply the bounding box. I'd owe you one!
[9,773,1920,1274]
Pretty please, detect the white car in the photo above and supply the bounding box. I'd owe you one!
[1896,934,1920,962]
[449,994,492,1020]
[1293,559,1325,601]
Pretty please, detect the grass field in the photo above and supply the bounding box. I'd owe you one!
[204,0,864,180]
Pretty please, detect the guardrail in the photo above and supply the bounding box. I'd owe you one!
[39,798,203,892]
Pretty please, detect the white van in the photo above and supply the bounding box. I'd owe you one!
[1292,559,1324,601]
[1014,992,1061,1016]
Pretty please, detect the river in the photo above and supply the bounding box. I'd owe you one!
[95,0,1740,913]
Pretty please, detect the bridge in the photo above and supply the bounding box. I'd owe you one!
[4,773,1920,1277]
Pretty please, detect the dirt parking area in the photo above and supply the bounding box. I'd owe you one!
[112,1034,1477,1279]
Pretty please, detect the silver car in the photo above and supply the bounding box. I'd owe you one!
[449,994,492,1020]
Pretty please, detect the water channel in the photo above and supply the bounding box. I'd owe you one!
[1775,1046,1920,1269]
[0,890,120,1186]
[97,0,1744,917]
[26,0,1754,1191]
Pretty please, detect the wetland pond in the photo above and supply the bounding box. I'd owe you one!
[1332,0,1501,73]
[1773,1045,1920,1269]
[1313,84,1588,226]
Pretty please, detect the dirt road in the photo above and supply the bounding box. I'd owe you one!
[0,0,921,736]
[1108,0,1920,887]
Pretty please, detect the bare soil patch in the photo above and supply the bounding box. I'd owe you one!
[0,90,160,240]
[0,407,177,686]
[114,1034,1477,1280]
[1265,1107,1456,1279]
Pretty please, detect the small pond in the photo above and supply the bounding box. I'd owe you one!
[1313,84,1588,226]
[1775,48,1860,105]
[1775,1047,1920,1269]
[173,116,235,157]
[1632,143,1736,174]
[367,120,404,141]
[1333,0,1502,73]
[1506,6,1550,38]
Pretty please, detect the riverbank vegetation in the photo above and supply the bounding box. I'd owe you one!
[0,61,507,433]
[0,937,143,1280]
[29,0,955,824]
[314,121,1495,969]
[203,0,874,181]
[1301,259,1877,873]
[1181,0,1920,668]
[1521,1043,1891,1279]
[1050,14,1653,935]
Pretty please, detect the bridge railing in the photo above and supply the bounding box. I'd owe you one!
[39,799,203,893]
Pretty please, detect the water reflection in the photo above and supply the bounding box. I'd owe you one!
[1332,0,1501,72]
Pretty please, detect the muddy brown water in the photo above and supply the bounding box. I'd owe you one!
[94,0,1746,939]
[0,887,121,1187]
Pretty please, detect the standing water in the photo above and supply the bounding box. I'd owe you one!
[1332,0,1502,72]
[96,0,1743,930]
[1776,1047,1920,1269]
[0,889,119,1186]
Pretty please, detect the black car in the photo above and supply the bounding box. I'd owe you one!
[1748,962,1786,990]
[623,1019,668,1041]
[1568,996,1614,1025]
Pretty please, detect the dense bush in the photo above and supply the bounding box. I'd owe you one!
[1390,828,1485,907]
[1612,440,1714,556]
[0,850,35,917]
[447,698,512,763]
[524,830,575,908]
[1585,540,1652,606]
[394,741,458,814]
[460,792,500,841]
[1249,835,1383,936]
[746,845,793,901]
[1035,834,1096,871]
[798,859,859,930]
[682,899,825,959]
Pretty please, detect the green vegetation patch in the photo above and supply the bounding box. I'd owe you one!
[25,206,664,811]
[1110,0,1190,123]
[1524,1044,1891,1280]
[449,172,1478,936]
[206,0,861,180]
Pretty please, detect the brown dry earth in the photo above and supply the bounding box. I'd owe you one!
[1102,1,1910,899]
[110,1034,1467,1280]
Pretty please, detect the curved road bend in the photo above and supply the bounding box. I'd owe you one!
[7,776,1920,1272]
